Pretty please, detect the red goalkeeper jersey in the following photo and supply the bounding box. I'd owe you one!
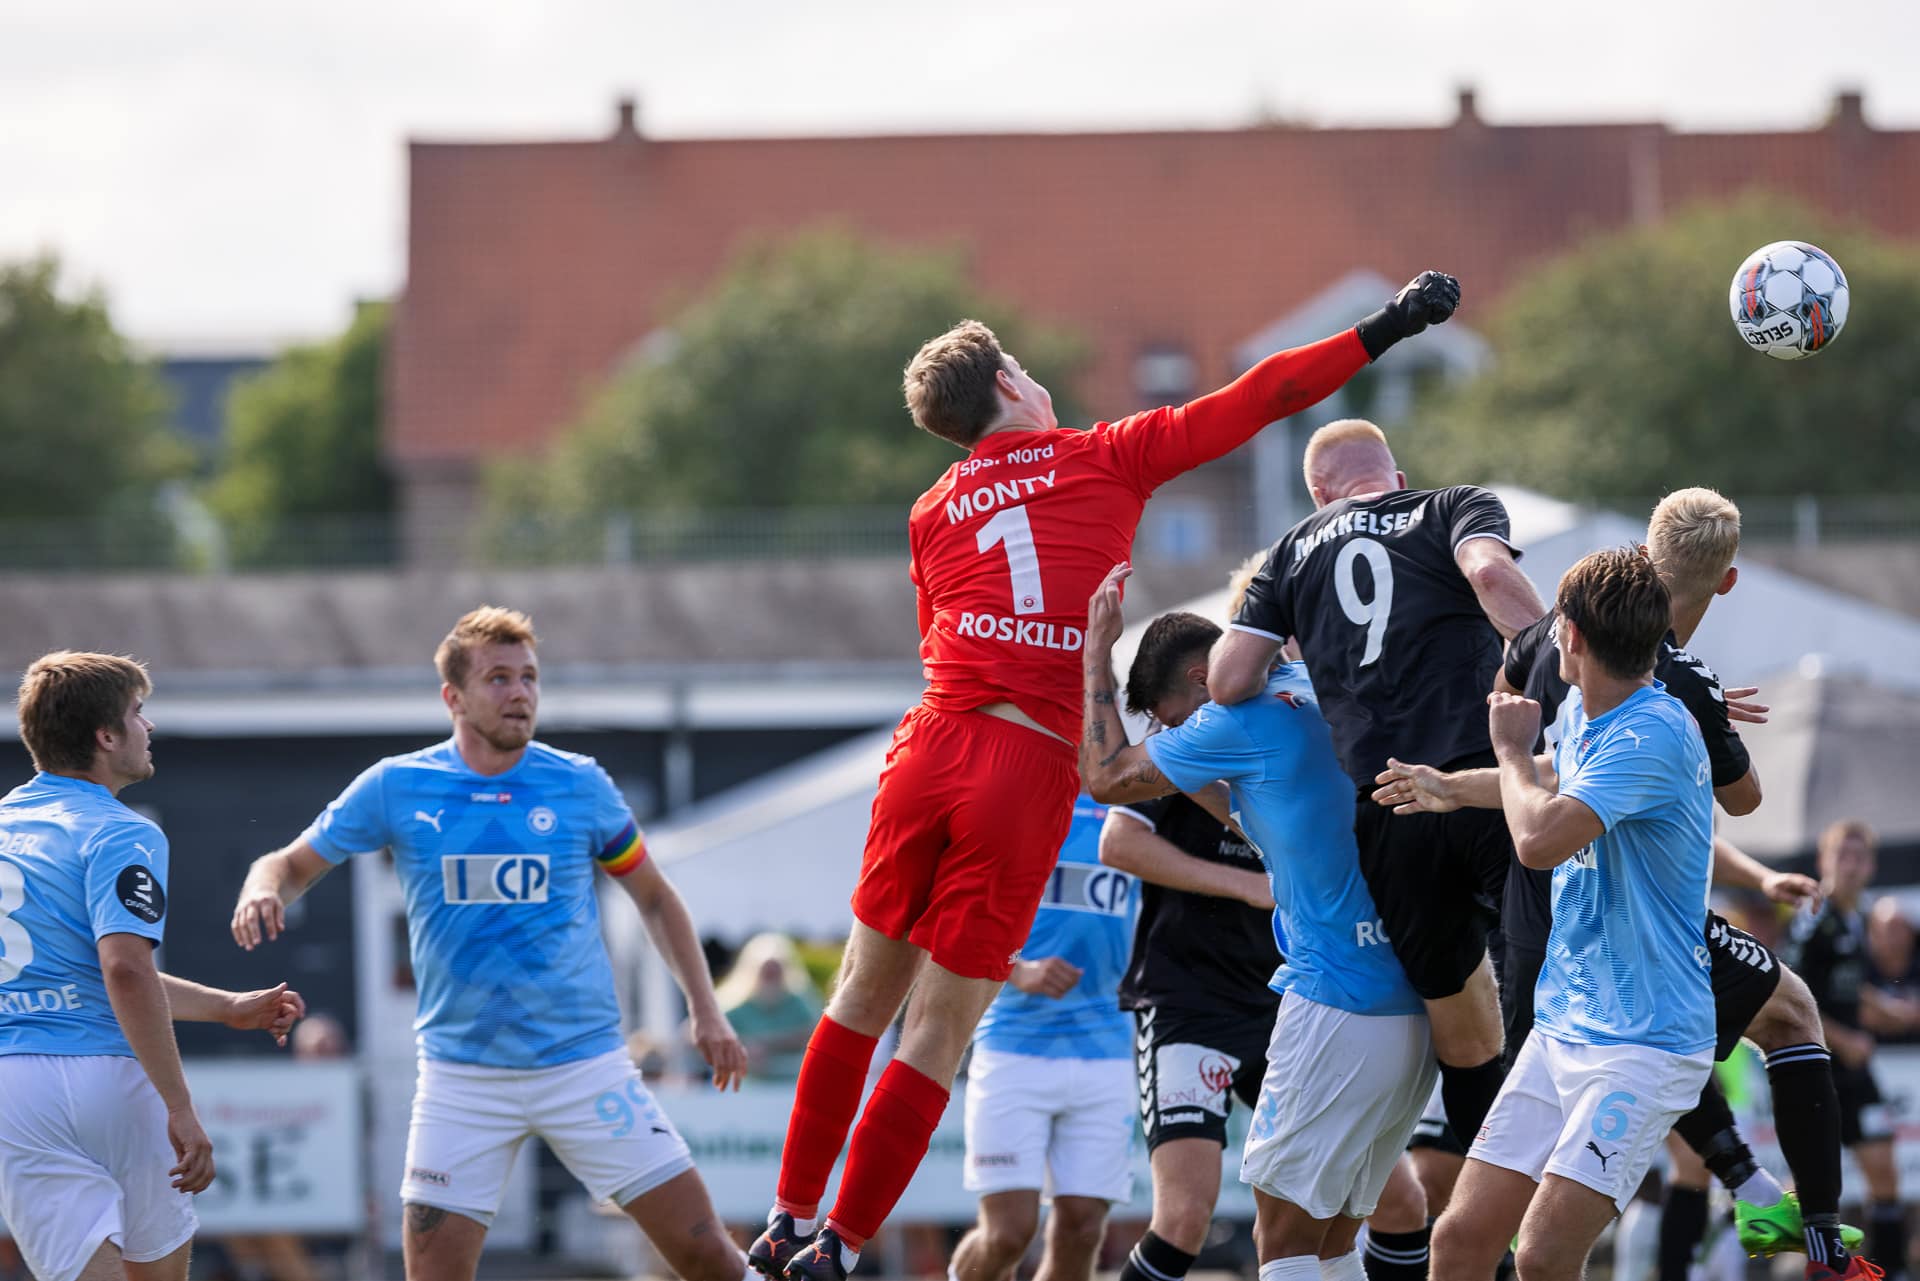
[909,328,1371,743]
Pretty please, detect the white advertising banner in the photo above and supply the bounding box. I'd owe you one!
[181,1060,368,1233]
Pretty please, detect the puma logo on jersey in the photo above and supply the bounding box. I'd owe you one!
[1585,1140,1619,1170]
[415,809,444,833]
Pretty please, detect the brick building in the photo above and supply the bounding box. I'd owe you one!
[389,89,1920,560]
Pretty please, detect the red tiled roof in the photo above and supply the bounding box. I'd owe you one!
[390,110,1920,465]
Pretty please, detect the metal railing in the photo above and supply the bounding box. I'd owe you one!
[0,495,1914,575]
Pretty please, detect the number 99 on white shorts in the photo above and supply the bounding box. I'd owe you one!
[401,1049,693,1223]
[1467,1033,1712,1210]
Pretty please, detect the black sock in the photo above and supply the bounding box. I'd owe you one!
[1119,1230,1197,1281]
[1659,1185,1710,1281]
[1868,1202,1908,1281]
[1803,1210,1853,1273]
[1438,1056,1505,1145]
[1364,1226,1430,1281]
[1671,1077,1761,1192]
[1765,1044,1844,1218]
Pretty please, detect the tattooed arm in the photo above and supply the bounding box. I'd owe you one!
[1080,564,1180,805]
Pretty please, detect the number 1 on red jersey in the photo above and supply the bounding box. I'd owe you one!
[977,504,1046,616]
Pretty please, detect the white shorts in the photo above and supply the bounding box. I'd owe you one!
[962,1047,1135,1203]
[402,1048,694,1221]
[0,1055,196,1281]
[1240,997,1437,1220]
[1468,1032,1711,1210]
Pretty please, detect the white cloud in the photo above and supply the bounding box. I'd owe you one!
[1,0,1912,343]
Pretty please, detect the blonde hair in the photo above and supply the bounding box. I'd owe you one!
[1647,488,1741,604]
[715,933,818,1009]
[434,606,538,688]
[1302,419,1395,496]
[1226,551,1266,619]
[1819,818,1878,860]
[16,651,151,774]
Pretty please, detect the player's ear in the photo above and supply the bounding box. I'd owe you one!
[1394,470,1407,490]
[1716,566,1738,597]
[996,366,1021,401]
[440,683,461,718]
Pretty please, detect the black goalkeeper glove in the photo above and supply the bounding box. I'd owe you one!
[1355,271,1461,360]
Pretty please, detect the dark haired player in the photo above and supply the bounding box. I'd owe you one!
[1387,488,1867,1276]
[1208,419,1544,1147]
[1101,611,1282,1281]
[752,275,1463,1281]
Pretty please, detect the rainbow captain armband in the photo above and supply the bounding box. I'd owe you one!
[596,821,648,877]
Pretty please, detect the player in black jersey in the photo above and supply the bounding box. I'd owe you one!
[1784,821,1912,1280]
[1209,419,1546,1147]
[1379,489,1869,1278]
[1102,608,1284,1281]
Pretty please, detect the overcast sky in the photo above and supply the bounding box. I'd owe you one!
[4,0,1915,348]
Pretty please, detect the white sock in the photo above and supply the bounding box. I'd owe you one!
[775,1205,818,1235]
[1259,1256,1323,1281]
[1317,1251,1366,1281]
[1732,1168,1785,1206]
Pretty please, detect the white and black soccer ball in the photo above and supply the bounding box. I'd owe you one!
[1729,240,1849,360]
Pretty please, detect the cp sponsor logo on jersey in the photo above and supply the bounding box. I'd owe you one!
[116,865,165,924]
[1042,863,1133,915]
[527,806,558,836]
[441,855,550,904]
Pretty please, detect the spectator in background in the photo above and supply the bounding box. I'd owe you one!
[1783,820,1912,1281]
[1865,899,1920,1045]
[717,934,823,1082]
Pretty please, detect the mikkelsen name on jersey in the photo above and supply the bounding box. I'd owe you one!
[442,854,550,904]
[1292,505,1427,563]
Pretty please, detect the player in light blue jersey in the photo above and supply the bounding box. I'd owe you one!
[952,797,1138,1281]
[228,607,751,1281]
[0,652,303,1281]
[1373,550,1717,1281]
[1078,565,1436,1281]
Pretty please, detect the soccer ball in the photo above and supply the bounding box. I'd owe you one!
[1728,240,1849,360]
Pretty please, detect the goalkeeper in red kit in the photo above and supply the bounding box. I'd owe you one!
[753,272,1463,1281]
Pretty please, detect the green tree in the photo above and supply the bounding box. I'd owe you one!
[495,228,1084,527]
[1398,199,1920,501]
[0,256,185,565]
[206,302,394,566]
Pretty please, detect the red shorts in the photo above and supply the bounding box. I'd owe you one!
[851,704,1081,981]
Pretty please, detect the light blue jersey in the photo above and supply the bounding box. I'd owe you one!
[0,775,170,1057]
[1536,683,1714,1055]
[1145,665,1422,1018]
[974,799,1137,1060]
[304,739,644,1069]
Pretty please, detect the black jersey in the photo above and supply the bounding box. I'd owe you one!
[1783,901,1870,1031]
[1503,615,1752,786]
[1501,614,1755,953]
[1112,793,1282,1019]
[1234,485,1512,791]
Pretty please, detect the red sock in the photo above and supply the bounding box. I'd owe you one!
[824,1060,950,1250]
[774,1016,879,1219]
